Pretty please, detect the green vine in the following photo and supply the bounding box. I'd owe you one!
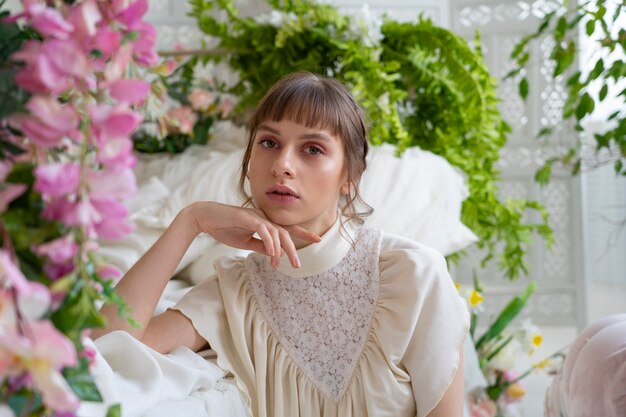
[507,0,625,182]
[180,0,553,279]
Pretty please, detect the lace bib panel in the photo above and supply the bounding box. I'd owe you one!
[245,228,382,401]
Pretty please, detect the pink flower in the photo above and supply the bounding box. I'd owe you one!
[27,4,74,40]
[218,94,236,118]
[88,166,137,200]
[0,183,26,213]
[131,22,158,66]
[89,104,143,147]
[188,89,215,111]
[91,27,122,60]
[13,40,94,94]
[108,79,151,104]
[0,251,51,321]
[96,264,122,282]
[42,198,101,228]
[104,44,133,82]
[43,263,75,281]
[152,59,177,76]
[18,96,80,148]
[34,162,81,197]
[116,0,148,30]
[468,398,497,417]
[91,198,133,240]
[67,0,101,39]
[0,320,79,411]
[165,106,198,134]
[35,236,78,265]
[97,136,134,167]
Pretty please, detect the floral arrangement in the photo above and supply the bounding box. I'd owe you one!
[178,0,554,280]
[457,280,561,417]
[0,0,158,415]
[132,57,239,153]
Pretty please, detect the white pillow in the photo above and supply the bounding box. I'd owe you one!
[100,122,477,284]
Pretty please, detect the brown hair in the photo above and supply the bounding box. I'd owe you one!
[238,71,373,230]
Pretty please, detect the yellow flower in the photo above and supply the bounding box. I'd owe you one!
[469,290,484,307]
[506,383,525,399]
[533,358,552,370]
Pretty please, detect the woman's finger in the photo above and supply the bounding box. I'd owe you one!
[268,224,282,268]
[286,225,322,243]
[278,227,300,268]
[254,223,275,256]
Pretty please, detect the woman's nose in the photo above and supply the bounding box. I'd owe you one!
[271,149,295,178]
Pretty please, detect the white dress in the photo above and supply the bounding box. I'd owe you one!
[172,219,469,417]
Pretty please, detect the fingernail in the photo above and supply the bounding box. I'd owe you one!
[296,257,301,268]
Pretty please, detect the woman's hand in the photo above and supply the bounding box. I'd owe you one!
[184,201,320,268]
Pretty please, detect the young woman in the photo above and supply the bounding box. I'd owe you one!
[94,71,469,417]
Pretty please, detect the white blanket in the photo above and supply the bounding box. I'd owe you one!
[79,331,250,417]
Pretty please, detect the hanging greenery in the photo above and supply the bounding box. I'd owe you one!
[507,0,625,182]
[138,0,553,279]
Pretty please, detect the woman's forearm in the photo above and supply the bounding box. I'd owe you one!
[92,205,198,340]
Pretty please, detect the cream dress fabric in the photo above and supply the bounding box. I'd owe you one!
[172,219,469,417]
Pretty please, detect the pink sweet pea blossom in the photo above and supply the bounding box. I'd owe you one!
[116,0,148,30]
[91,198,133,240]
[96,264,122,282]
[13,40,94,94]
[28,4,74,40]
[43,263,75,281]
[35,236,78,265]
[67,0,101,39]
[34,162,81,197]
[0,184,26,213]
[0,320,78,412]
[104,43,133,82]
[468,398,497,417]
[0,251,51,322]
[88,166,137,200]
[89,104,143,147]
[165,106,198,134]
[42,198,101,228]
[108,79,151,104]
[97,136,134,167]
[91,27,122,60]
[131,22,158,66]
[20,96,80,148]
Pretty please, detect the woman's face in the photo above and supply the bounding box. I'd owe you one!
[248,119,349,236]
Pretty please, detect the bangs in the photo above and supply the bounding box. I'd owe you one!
[250,77,346,138]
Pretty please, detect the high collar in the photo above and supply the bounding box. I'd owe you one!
[275,217,358,278]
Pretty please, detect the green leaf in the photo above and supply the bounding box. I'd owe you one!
[475,281,537,349]
[106,404,122,417]
[555,16,568,41]
[585,19,595,36]
[599,83,608,101]
[575,92,595,120]
[535,162,552,185]
[64,361,104,402]
[519,77,529,99]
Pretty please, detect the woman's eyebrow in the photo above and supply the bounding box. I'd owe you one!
[257,125,333,142]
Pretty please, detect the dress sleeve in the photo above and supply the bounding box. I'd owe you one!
[379,235,469,417]
[169,257,256,405]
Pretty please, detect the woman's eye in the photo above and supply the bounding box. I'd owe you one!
[259,139,277,149]
[304,145,323,155]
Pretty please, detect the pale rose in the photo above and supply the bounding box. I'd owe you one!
[188,89,215,111]
[34,162,80,197]
[165,106,197,134]
[218,94,236,118]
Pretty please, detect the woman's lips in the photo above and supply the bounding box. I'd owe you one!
[266,184,299,205]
